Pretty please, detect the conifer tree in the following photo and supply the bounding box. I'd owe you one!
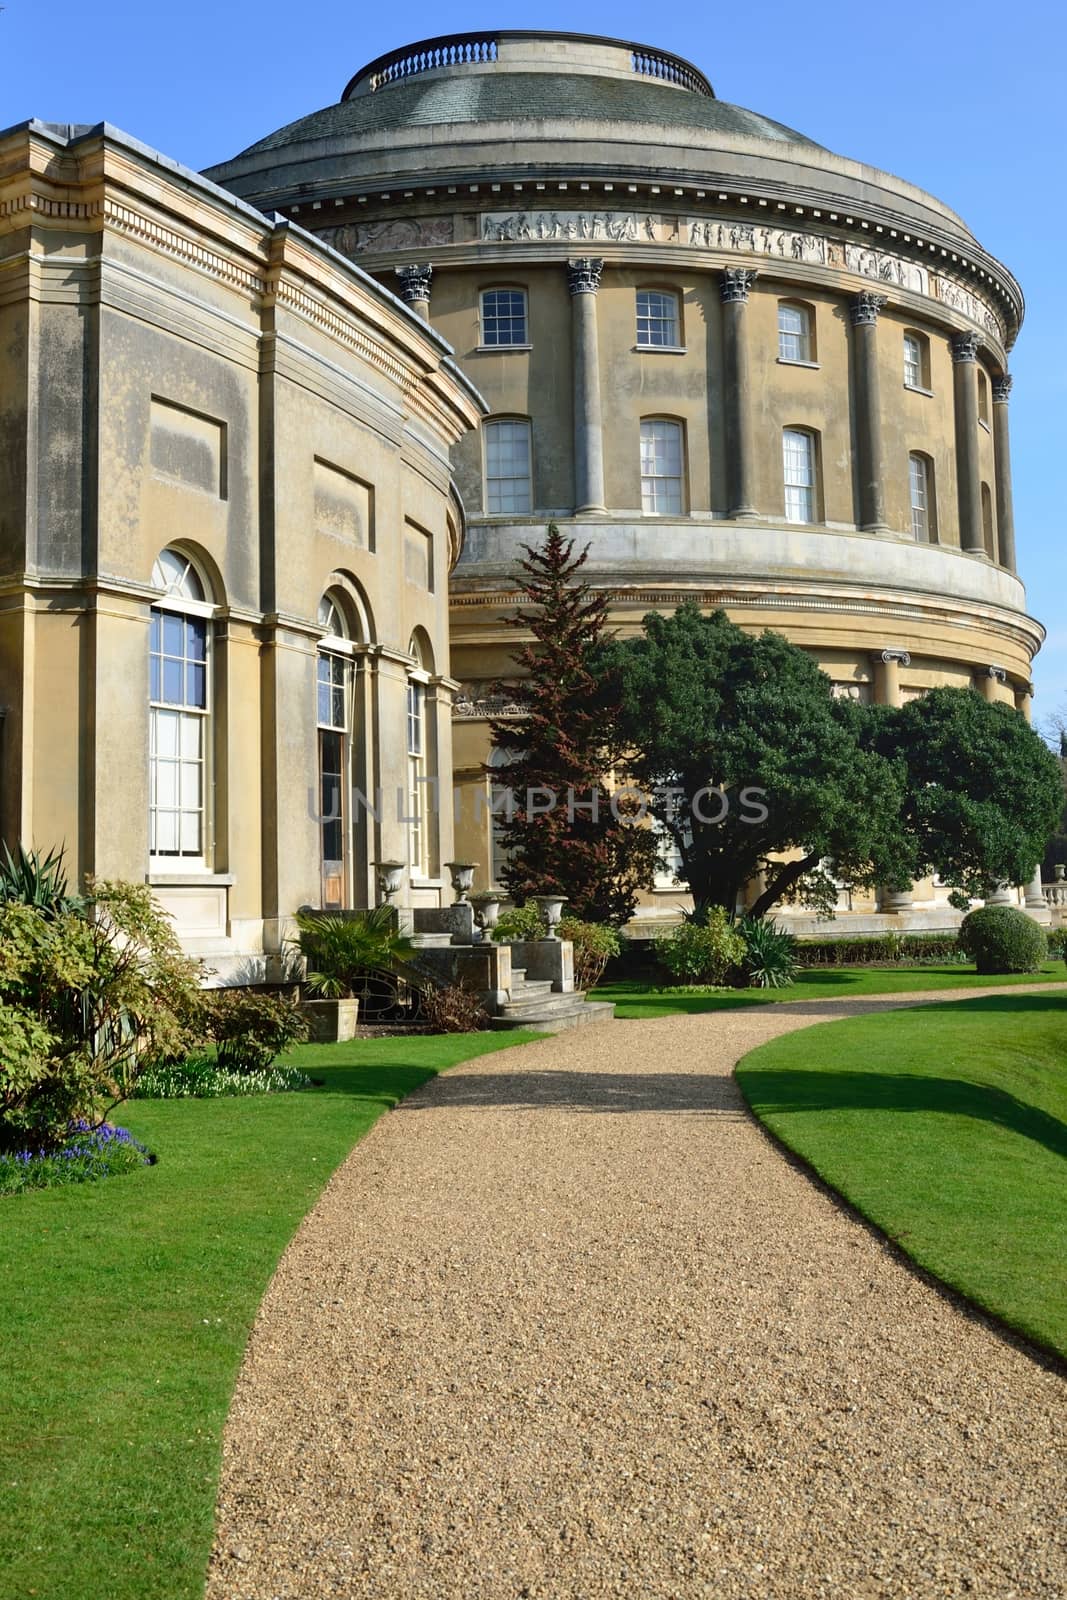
[487,525,657,926]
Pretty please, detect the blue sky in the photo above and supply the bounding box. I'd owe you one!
[4,0,1064,721]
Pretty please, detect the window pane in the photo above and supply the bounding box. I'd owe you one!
[162,612,185,656]
[783,431,815,523]
[640,420,684,514]
[162,658,184,704]
[778,304,810,362]
[481,289,528,346]
[485,420,532,514]
[636,290,679,347]
[150,655,161,702]
[186,662,206,708]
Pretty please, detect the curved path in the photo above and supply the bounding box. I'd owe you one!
[208,988,1067,1600]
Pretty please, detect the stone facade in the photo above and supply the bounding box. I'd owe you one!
[0,120,483,979]
[208,31,1044,929]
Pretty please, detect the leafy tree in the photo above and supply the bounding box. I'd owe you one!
[603,604,911,919]
[862,688,1063,908]
[488,525,657,926]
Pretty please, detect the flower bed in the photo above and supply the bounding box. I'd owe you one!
[0,1121,153,1197]
[131,1055,313,1099]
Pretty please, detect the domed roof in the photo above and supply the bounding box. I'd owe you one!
[234,71,819,162]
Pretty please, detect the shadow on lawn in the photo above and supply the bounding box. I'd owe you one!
[738,1068,1067,1164]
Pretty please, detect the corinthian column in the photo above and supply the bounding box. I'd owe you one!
[719,268,759,519]
[849,292,889,532]
[567,258,606,514]
[394,263,433,321]
[952,331,984,553]
[992,373,1017,571]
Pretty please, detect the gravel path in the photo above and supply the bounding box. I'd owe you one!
[208,987,1067,1600]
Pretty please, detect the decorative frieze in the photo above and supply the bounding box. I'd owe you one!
[394,263,433,304]
[566,257,604,295]
[321,206,1006,345]
[720,267,758,303]
[849,290,887,326]
[951,330,981,364]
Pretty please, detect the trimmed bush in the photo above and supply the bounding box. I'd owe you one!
[654,911,747,986]
[1047,927,1067,961]
[558,916,622,992]
[738,917,798,989]
[792,932,963,968]
[201,988,308,1073]
[959,905,1048,975]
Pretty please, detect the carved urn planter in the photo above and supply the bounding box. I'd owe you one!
[300,996,360,1044]
[534,894,568,939]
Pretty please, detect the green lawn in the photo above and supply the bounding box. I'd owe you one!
[0,1031,536,1600]
[736,993,1067,1357]
[594,961,1067,1018]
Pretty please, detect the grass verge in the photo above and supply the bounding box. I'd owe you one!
[735,993,1067,1358]
[0,1030,536,1600]
[594,961,1067,1018]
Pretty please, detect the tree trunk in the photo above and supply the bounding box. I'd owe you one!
[747,852,821,922]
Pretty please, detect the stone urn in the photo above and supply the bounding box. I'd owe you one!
[300,996,360,1044]
[372,860,405,904]
[469,891,502,942]
[534,894,568,939]
[445,861,477,903]
[1055,864,1066,883]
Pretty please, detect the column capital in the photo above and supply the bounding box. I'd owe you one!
[394,263,433,304]
[984,664,1008,683]
[566,257,604,295]
[720,267,759,304]
[951,330,981,364]
[849,291,887,326]
[871,648,911,667]
[992,372,1013,403]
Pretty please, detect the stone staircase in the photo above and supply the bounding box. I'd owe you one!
[491,965,615,1033]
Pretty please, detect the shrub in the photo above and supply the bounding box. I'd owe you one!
[201,988,308,1073]
[417,979,490,1034]
[293,907,415,1000]
[959,906,1048,975]
[558,916,622,992]
[492,903,546,943]
[0,880,203,1152]
[792,932,963,967]
[0,842,83,920]
[1047,927,1067,961]
[0,1121,153,1197]
[654,910,747,986]
[737,917,798,989]
[132,1054,312,1098]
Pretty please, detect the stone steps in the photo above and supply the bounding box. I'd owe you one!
[490,995,616,1033]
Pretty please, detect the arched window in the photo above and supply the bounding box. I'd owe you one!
[981,482,995,559]
[149,548,212,865]
[480,287,528,347]
[316,594,351,909]
[636,289,680,348]
[908,452,937,541]
[903,330,931,391]
[777,301,815,364]
[484,418,532,514]
[782,428,818,524]
[407,633,431,878]
[640,418,685,513]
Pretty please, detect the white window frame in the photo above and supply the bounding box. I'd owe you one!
[636,289,681,349]
[782,429,817,524]
[149,551,214,870]
[479,287,529,348]
[908,453,932,541]
[407,674,429,879]
[484,418,533,515]
[777,301,813,364]
[908,329,927,392]
[640,418,685,514]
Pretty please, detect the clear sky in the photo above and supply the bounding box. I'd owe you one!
[3,0,1064,720]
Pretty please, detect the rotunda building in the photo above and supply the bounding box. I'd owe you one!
[209,30,1044,928]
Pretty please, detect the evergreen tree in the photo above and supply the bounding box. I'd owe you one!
[487,526,657,926]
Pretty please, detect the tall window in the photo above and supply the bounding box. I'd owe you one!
[484,418,532,514]
[903,331,929,390]
[407,678,427,877]
[981,482,995,559]
[317,596,349,910]
[778,302,813,363]
[636,289,680,348]
[978,369,990,424]
[908,453,935,541]
[782,429,817,524]
[640,419,685,513]
[480,288,527,347]
[149,550,211,865]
